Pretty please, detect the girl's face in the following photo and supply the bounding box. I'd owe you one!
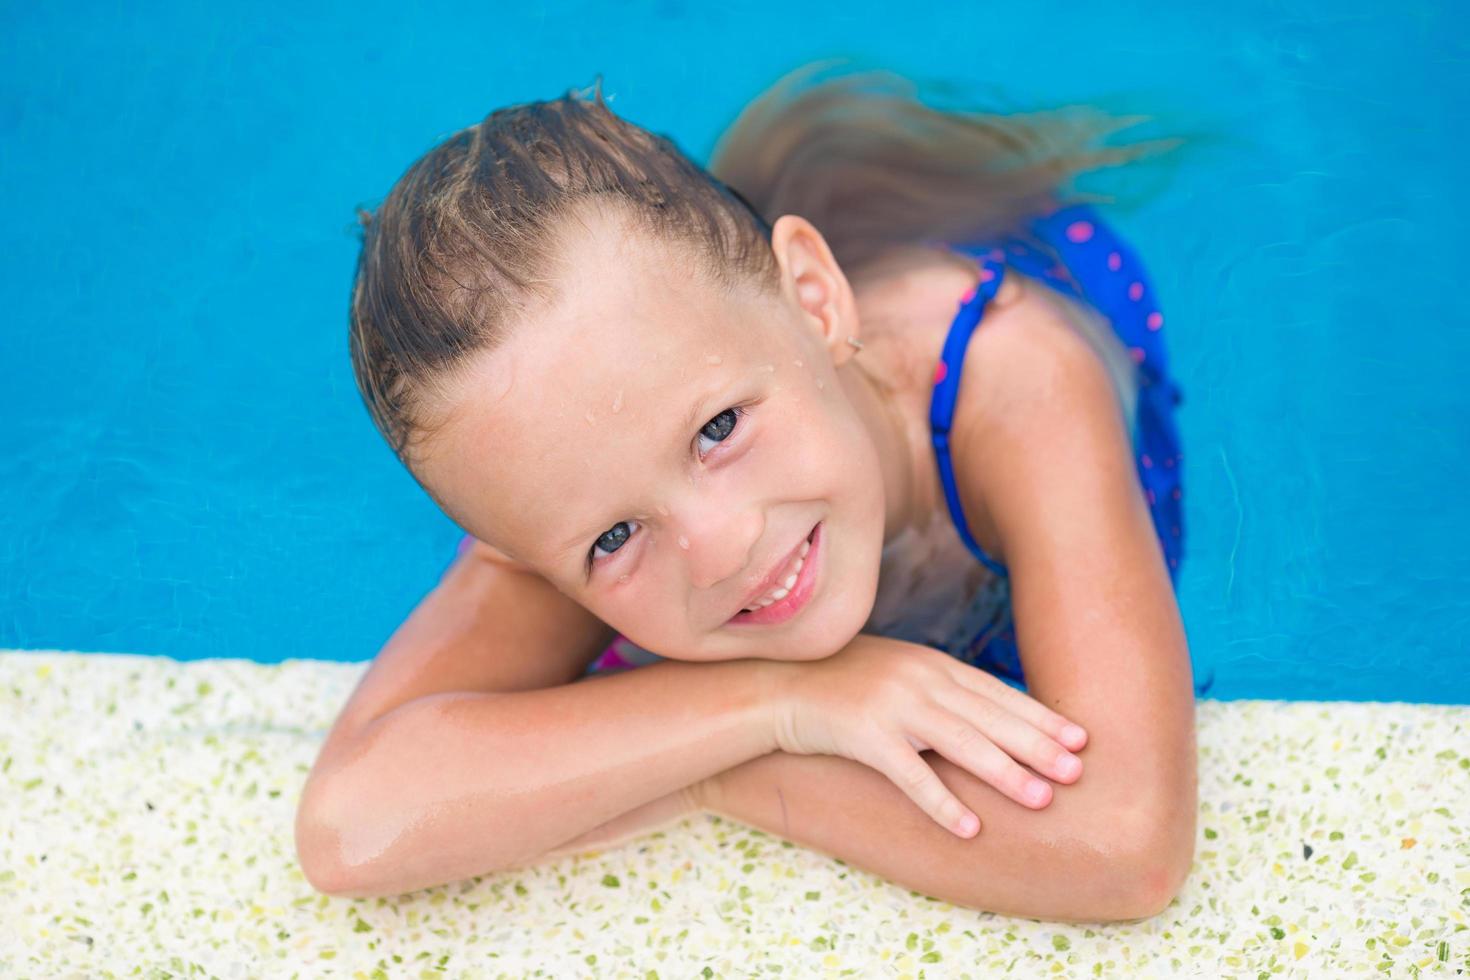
[414,206,890,663]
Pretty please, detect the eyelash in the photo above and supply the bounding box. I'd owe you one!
[584,405,750,573]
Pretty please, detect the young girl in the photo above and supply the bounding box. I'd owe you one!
[297,65,1203,921]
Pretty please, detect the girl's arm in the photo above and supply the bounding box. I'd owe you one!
[294,545,787,899]
[507,782,703,869]
[298,656,785,898]
[696,301,1198,923]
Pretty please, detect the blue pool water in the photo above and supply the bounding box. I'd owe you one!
[3,2,1467,703]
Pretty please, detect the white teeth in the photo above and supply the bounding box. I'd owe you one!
[739,528,817,614]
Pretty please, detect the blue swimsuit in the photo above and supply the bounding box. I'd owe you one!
[931,202,1209,695]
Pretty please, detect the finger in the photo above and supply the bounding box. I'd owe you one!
[940,686,1084,785]
[869,738,982,838]
[948,662,1089,751]
[919,709,1056,810]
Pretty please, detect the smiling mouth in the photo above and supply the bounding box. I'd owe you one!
[727,520,822,627]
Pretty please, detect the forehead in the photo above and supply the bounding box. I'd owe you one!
[423,214,783,562]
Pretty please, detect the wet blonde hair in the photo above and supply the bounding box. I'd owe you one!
[348,63,1180,483]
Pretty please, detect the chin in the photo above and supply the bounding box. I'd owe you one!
[781,599,877,663]
[791,526,883,660]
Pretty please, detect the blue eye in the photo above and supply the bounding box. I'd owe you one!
[589,519,638,565]
[694,405,742,455]
[586,406,748,570]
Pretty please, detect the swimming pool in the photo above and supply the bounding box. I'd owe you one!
[3,0,1467,703]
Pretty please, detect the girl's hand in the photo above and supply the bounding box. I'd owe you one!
[767,633,1088,838]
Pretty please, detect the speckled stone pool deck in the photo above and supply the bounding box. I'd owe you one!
[2,650,1466,978]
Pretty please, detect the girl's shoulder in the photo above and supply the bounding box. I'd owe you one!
[944,263,1137,556]
[851,245,1027,399]
[855,247,1089,463]
[949,268,1109,438]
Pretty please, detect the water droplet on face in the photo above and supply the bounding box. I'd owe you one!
[656,503,669,516]
[611,388,624,413]
[705,353,722,365]
[793,359,804,368]
[677,534,690,550]
[816,379,825,390]
[759,363,775,372]
[584,410,596,425]
[617,573,630,583]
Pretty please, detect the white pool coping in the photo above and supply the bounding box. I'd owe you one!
[2,649,1465,976]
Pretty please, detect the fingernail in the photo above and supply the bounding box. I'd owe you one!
[1026,781,1050,805]
[1057,754,1082,779]
[1062,724,1086,745]
[957,813,979,835]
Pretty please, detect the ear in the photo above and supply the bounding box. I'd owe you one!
[769,214,862,367]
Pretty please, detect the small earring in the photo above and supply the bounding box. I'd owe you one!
[845,336,864,352]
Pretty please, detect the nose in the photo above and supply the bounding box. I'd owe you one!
[674,498,764,593]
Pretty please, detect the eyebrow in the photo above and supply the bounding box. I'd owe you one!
[548,378,736,564]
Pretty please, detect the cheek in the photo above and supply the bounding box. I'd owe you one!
[763,397,835,476]
[819,393,882,477]
[789,382,863,463]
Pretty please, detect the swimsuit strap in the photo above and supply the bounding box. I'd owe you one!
[928,250,1012,579]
